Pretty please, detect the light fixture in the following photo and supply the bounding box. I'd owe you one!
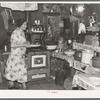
[71,4,85,17]
[76,4,85,13]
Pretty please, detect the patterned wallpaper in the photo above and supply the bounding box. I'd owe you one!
[43,4,71,42]
[48,16,61,41]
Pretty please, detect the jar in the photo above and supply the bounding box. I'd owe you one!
[81,50,94,65]
[74,50,82,62]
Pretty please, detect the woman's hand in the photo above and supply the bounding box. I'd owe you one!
[26,41,30,45]
[24,41,30,47]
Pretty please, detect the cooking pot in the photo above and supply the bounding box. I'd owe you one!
[92,57,100,68]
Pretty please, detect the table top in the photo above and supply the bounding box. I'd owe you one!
[52,52,74,67]
[73,73,100,90]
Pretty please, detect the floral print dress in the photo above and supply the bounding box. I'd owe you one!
[5,28,27,83]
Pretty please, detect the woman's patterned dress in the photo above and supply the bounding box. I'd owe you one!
[5,28,27,83]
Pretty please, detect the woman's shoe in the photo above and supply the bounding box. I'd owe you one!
[22,83,28,90]
[8,81,15,89]
[8,85,21,89]
[14,83,22,89]
[8,85,15,89]
[22,86,28,90]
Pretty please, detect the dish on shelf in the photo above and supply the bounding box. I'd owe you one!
[32,31,44,33]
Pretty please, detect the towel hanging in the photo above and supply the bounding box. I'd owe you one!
[9,9,15,24]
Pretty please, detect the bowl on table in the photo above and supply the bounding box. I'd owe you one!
[64,49,75,56]
[46,45,57,50]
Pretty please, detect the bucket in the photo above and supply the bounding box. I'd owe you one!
[55,69,66,85]
[81,50,94,65]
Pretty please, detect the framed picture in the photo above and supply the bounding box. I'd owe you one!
[31,55,46,68]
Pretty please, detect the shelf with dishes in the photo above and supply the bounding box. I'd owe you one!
[42,12,60,16]
[73,42,100,53]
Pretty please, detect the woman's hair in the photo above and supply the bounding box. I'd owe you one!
[16,18,26,27]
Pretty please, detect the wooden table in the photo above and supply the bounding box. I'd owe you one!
[52,52,74,67]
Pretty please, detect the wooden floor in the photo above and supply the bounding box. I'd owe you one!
[0,77,73,90]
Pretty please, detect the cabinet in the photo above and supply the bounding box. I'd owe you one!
[30,31,46,45]
[26,50,51,81]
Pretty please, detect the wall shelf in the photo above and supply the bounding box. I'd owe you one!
[73,42,100,53]
[42,12,60,16]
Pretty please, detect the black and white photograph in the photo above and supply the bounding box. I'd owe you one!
[0,1,100,98]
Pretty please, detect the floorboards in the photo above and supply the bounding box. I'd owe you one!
[0,77,73,90]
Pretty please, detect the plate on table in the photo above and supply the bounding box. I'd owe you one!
[27,44,41,48]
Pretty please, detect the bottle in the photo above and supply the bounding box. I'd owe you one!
[95,33,99,46]
[33,21,37,32]
[4,45,7,52]
[39,21,43,31]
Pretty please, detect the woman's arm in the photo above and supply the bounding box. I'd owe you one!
[11,30,30,48]
[11,41,30,48]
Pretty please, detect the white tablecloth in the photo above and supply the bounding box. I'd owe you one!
[72,73,100,90]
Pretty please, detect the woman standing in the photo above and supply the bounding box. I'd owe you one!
[5,18,30,89]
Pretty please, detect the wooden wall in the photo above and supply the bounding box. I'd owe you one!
[0,4,100,44]
[13,11,25,21]
[30,4,43,25]
[91,4,100,23]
